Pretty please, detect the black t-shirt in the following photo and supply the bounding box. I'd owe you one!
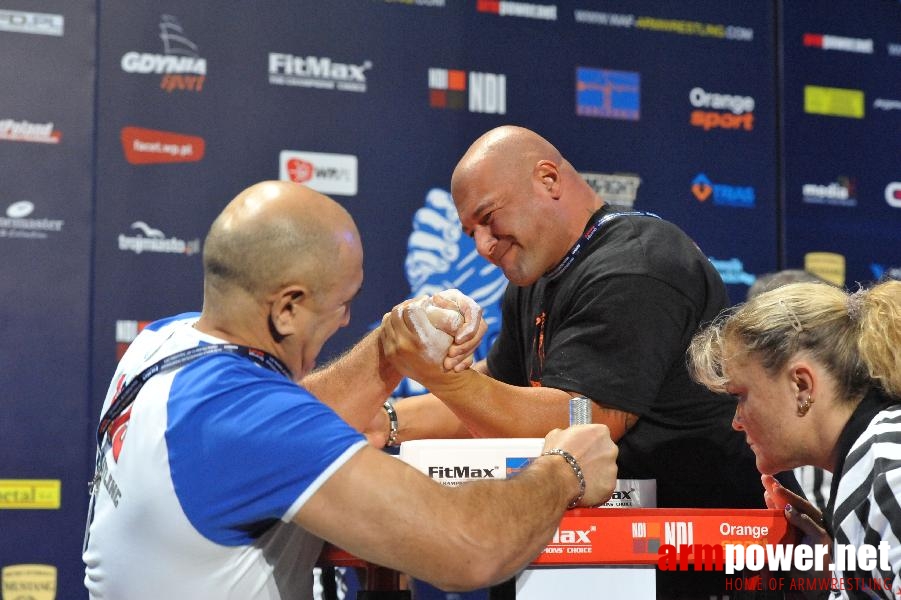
[488,206,763,508]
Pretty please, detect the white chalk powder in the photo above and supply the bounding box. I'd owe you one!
[425,304,464,332]
[432,289,480,340]
[406,296,455,363]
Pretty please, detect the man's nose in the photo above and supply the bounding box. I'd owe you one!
[473,226,496,258]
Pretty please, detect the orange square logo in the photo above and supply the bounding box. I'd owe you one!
[448,70,467,91]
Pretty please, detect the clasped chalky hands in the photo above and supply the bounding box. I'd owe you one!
[380,288,486,379]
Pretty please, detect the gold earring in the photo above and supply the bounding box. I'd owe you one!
[797,394,812,417]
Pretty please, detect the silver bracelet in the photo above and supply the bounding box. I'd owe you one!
[383,401,399,447]
[542,448,585,509]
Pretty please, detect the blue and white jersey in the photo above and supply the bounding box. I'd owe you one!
[83,313,367,600]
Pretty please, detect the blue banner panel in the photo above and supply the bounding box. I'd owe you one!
[781,0,901,288]
[90,5,225,427]
[557,1,779,302]
[0,1,96,597]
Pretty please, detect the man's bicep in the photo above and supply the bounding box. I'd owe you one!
[588,399,639,441]
[562,388,638,441]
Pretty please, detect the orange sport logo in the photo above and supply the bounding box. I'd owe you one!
[689,87,755,132]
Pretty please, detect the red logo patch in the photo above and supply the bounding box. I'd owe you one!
[286,158,314,183]
[111,406,132,462]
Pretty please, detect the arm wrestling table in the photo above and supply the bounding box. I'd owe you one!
[319,507,793,599]
[321,438,792,598]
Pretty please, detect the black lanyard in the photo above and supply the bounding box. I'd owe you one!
[96,342,291,449]
[86,340,290,553]
[544,210,660,280]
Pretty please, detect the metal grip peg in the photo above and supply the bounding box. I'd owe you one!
[569,396,591,426]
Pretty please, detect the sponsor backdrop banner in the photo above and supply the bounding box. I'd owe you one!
[1,1,899,598]
[781,0,901,288]
[0,2,96,597]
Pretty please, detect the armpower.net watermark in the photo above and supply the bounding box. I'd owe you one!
[525,510,898,596]
[658,541,898,595]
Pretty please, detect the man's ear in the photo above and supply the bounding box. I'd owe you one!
[270,285,308,337]
[534,160,560,198]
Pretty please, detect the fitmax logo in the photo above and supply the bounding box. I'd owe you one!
[270,53,372,92]
[552,526,596,544]
[427,466,498,479]
[610,488,635,501]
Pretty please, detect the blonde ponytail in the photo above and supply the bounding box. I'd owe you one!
[856,280,901,397]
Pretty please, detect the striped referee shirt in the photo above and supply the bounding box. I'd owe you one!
[825,387,901,599]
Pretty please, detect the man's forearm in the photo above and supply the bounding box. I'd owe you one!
[436,452,580,587]
[413,368,637,440]
[302,329,402,430]
[392,394,474,443]
[299,445,581,591]
[417,369,574,438]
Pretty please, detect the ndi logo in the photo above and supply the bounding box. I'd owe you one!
[664,521,695,547]
[631,521,662,553]
[115,319,154,360]
[428,68,506,114]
